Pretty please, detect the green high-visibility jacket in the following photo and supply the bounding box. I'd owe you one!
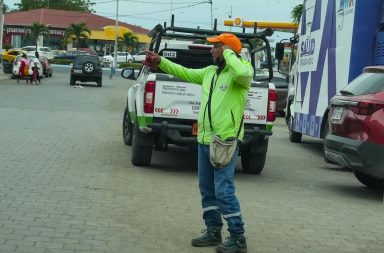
[157,49,254,144]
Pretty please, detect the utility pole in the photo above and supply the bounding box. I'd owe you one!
[0,0,4,54]
[209,0,213,29]
[114,0,119,65]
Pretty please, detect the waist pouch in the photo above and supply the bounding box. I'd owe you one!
[210,134,238,168]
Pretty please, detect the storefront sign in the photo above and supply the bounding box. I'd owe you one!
[5,27,64,37]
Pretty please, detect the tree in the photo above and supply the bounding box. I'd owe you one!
[15,0,95,12]
[27,22,49,52]
[121,32,138,62]
[291,4,303,23]
[64,23,91,49]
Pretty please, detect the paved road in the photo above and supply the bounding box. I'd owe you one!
[0,67,383,253]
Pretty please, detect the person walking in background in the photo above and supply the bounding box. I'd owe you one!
[30,60,41,85]
[17,54,29,84]
[143,33,252,253]
[109,53,116,79]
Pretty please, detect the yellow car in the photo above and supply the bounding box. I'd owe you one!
[1,49,27,74]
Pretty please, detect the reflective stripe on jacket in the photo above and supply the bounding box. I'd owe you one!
[157,49,254,144]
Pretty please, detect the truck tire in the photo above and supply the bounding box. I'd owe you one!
[241,139,268,174]
[131,117,153,166]
[354,171,384,189]
[122,107,133,146]
[288,116,302,143]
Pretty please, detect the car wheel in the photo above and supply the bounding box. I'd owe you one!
[83,62,95,73]
[131,117,153,166]
[70,76,75,85]
[122,106,133,146]
[354,171,384,189]
[288,116,302,143]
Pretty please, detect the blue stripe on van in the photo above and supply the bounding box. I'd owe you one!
[349,0,382,83]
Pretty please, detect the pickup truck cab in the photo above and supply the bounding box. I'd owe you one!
[121,18,277,174]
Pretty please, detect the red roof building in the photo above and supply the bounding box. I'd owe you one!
[3,8,150,54]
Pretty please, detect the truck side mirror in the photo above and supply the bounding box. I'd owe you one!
[275,43,284,61]
[121,68,135,80]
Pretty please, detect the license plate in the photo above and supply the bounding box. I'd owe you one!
[192,123,198,136]
[331,107,343,120]
[74,69,82,73]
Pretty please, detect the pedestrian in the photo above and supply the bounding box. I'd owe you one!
[30,60,41,85]
[143,33,253,253]
[17,53,29,84]
[109,52,116,79]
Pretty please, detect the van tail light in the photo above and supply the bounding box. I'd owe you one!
[267,89,277,122]
[351,101,384,115]
[144,81,156,113]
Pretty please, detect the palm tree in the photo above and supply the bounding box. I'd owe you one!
[291,4,303,24]
[64,23,91,49]
[28,22,49,53]
[122,32,138,62]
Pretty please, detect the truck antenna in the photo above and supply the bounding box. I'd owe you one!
[171,14,175,27]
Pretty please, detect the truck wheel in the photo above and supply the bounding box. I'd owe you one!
[131,117,153,166]
[122,107,133,146]
[241,150,266,174]
[288,116,302,143]
[354,171,384,189]
[241,139,268,174]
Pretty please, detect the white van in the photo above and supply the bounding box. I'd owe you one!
[285,0,384,146]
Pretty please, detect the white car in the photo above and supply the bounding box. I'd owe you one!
[21,46,54,60]
[132,51,146,63]
[101,52,133,66]
[12,55,43,79]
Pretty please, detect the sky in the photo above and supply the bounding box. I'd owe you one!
[4,0,303,40]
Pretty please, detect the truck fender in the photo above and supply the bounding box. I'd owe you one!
[127,87,136,118]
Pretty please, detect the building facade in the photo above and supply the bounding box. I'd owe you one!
[3,8,150,55]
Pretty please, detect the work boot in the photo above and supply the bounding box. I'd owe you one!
[191,227,222,247]
[216,234,247,253]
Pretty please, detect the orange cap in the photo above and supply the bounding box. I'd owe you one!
[207,33,242,54]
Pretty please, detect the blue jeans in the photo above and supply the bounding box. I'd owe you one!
[198,144,245,234]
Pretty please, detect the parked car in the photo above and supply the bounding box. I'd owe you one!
[54,50,89,60]
[273,75,289,116]
[132,51,146,63]
[101,52,133,66]
[12,55,43,79]
[324,66,384,188]
[70,55,102,87]
[1,49,26,73]
[21,46,54,60]
[39,56,52,77]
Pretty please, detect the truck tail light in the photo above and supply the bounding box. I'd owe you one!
[144,81,156,113]
[267,89,277,122]
[351,101,384,115]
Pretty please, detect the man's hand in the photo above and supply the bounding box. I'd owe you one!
[143,51,161,69]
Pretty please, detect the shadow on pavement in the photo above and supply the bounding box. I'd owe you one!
[325,184,383,202]
[149,145,198,173]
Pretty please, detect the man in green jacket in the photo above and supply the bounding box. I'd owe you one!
[143,33,253,253]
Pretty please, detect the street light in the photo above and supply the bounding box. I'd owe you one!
[209,0,213,29]
[114,0,119,65]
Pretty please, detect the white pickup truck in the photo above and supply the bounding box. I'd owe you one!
[121,21,277,174]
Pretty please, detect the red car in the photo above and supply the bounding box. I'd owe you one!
[324,66,384,188]
[39,56,52,77]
